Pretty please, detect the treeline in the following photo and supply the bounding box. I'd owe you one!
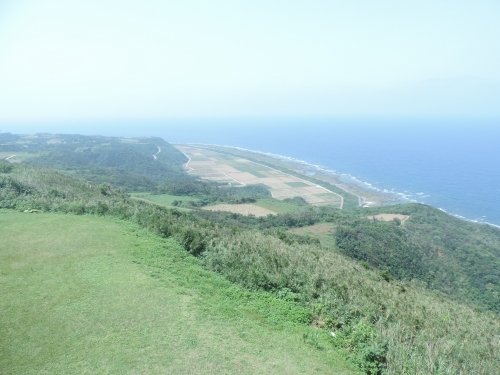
[0,133,189,191]
[155,179,272,206]
[192,195,500,313]
[0,132,20,143]
[2,164,500,374]
[335,205,500,312]
[22,135,188,190]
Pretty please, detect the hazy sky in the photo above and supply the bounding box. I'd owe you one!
[1,0,499,122]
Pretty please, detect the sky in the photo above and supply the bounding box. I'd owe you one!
[0,0,499,123]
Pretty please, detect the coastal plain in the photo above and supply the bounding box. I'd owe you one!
[188,145,396,208]
[175,145,343,208]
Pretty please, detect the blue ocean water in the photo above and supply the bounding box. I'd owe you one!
[157,118,500,227]
[17,118,498,227]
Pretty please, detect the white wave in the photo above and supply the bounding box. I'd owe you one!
[180,142,500,228]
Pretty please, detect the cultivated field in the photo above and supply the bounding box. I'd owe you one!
[289,223,338,248]
[176,146,343,208]
[0,212,355,374]
[203,203,276,217]
[193,145,399,208]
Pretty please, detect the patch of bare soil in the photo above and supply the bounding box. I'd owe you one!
[202,204,276,217]
[289,223,335,236]
[369,214,409,224]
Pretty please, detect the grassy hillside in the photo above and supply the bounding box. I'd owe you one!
[2,163,500,374]
[0,212,356,374]
[0,133,188,191]
[334,204,500,312]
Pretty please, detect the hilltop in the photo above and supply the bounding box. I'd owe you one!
[2,133,500,374]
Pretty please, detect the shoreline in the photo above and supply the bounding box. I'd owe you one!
[175,142,500,230]
[179,142,394,207]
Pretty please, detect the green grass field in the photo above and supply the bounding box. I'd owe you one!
[254,199,302,214]
[288,223,338,248]
[0,211,356,374]
[130,193,200,211]
[225,161,267,178]
[285,182,309,188]
[0,152,38,163]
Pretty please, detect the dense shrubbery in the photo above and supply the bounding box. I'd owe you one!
[156,179,272,205]
[2,164,500,374]
[335,205,500,312]
[12,134,187,191]
[27,145,186,185]
[0,132,20,143]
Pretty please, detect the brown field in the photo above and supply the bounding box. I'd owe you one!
[176,145,343,207]
[368,214,409,224]
[289,223,336,236]
[202,204,276,217]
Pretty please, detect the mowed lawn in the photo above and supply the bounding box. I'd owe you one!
[0,212,356,375]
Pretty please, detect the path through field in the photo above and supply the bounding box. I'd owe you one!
[153,146,161,159]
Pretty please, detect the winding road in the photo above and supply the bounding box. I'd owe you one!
[153,147,161,160]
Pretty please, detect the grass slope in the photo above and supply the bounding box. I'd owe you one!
[0,212,356,375]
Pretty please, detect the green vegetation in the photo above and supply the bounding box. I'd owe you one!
[155,179,272,206]
[0,212,355,374]
[1,133,188,191]
[289,223,338,248]
[0,152,37,163]
[3,134,500,374]
[226,161,267,178]
[131,192,200,210]
[0,163,14,173]
[255,198,305,214]
[2,162,500,374]
[0,132,20,143]
[286,181,310,188]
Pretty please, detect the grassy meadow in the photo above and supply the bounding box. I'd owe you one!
[0,212,357,374]
[288,223,338,248]
[254,198,303,214]
[130,192,199,210]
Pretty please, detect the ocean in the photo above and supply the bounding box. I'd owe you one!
[157,118,500,227]
[16,118,498,227]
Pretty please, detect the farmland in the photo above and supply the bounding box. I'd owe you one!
[175,145,343,208]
